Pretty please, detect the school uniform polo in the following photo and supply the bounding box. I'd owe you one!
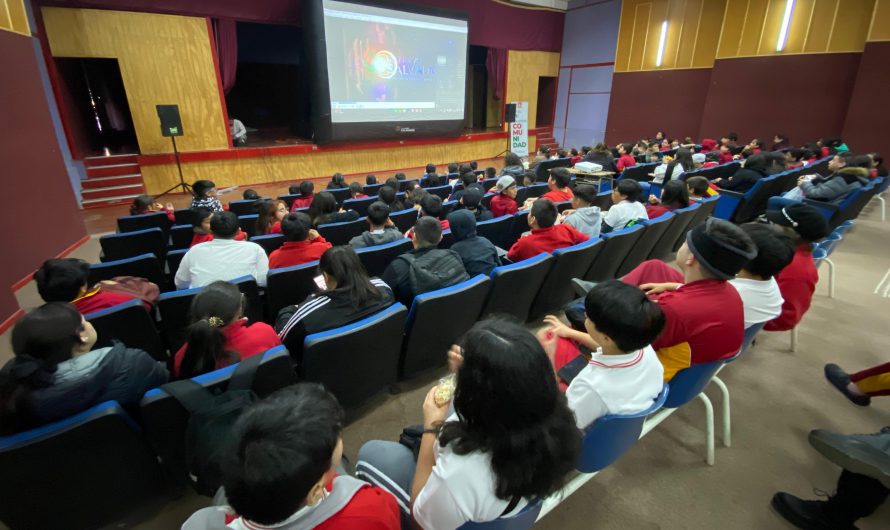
[72,289,140,315]
[489,193,518,218]
[540,188,573,203]
[506,224,589,262]
[566,345,664,429]
[172,319,281,378]
[268,237,332,269]
[764,243,818,332]
[729,277,784,328]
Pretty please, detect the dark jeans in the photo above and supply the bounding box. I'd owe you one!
[825,470,890,524]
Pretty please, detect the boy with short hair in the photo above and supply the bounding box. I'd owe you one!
[506,199,589,262]
[539,167,574,203]
[686,176,716,201]
[34,258,149,314]
[291,181,315,211]
[269,212,332,269]
[349,201,403,249]
[560,184,602,239]
[539,280,666,428]
[602,179,647,233]
[490,176,519,218]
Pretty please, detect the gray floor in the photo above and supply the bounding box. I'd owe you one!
[3,201,889,529]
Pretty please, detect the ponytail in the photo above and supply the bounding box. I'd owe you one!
[177,281,244,379]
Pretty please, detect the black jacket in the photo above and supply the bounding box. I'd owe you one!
[4,341,168,433]
[275,279,395,364]
[448,210,500,277]
[584,152,618,173]
[719,167,768,193]
[315,210,360,227]
[381,247,466,307]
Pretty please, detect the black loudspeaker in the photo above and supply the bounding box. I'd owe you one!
[505,103,517,123]
[156,105,183,137]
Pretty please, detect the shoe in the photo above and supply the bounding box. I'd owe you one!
[770,492,855,530]
[809,429,890,489]
[571,278,597,298]
[824,364,871,406]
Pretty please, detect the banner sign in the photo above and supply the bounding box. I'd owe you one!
[509,101,529,157]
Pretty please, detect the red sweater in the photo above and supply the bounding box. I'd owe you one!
[718,151,734,164]
[173,319,281,378]
[269,237,332,269]
[616,154,636,172]
[645,204,672,219]
[291,196,314,211]
[541,188,574,203]
[72,289,139,315]
[764,244,818,331]
[507,224,589,262]
[490,193,518,218]
[190,231,247,247]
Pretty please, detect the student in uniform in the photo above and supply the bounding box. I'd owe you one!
[308,192,360,228]
[269,213,332,270]
[190,180,224,212]
[538,280,665,427]
[645,180,689,219]
[175,212,269,289]
[129,194,174,221]
[447,210,499,277]
[182,384,401,530]
[291,181,316,211]
[190,208,247,247]
[356,318,581,530]
[602,179,647,233]
[538,167,574,203]
[560,184,602,240]
[349,201,404,249]
[506,199,589,262]
[173,281,281,379]
[34,258,151,314]
[729,223,795,328]
[489,176,519,218]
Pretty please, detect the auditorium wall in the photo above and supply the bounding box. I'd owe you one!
[41,7,229,155]
[505,50,561,130]
[0,26,87,328]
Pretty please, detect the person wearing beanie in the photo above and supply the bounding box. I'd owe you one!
[691,152,707,170]
[460,187,493,222]
[700,138,718,153]
[570,219,756,381]
[762,203,830,332]
[490,176,519,218]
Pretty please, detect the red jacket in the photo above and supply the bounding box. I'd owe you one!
[616,154,637,172]
[507,224,589,262]
[701,139,717,153]
[269,237,332,269]
[645,204,671,219]
[72,289,140,315]
[291,196,313,211]
[490,193,518,218]
[190,230,247,247]
[718,151,734,164]
[173,319,281,378]
[764,244,818,331]
[541,188,574,203]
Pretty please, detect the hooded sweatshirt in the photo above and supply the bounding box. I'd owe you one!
[800,167,869,203]
[447,210,500,277]
[563,206,602,240]
[348,227,404,249]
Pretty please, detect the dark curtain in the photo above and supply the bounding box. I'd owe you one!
[213,18,238,94]
[486,48,507,101]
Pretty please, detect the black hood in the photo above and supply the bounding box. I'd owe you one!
[448,209,477,241]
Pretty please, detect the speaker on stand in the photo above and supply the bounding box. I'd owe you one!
[154,104,192,199]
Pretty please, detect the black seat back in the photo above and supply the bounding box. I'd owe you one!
[342,196,377,217]
[166,249,188,279]
[303,304,407,418]
[390,208,419,233]
[355,238,412,277]
[426,185,452,200]
[100,227,167,263]
[534,157,572,182]
[157,286,201,353]
[615,213,675,277]
[250,234,286,255]
[327,187,352,204]
[238,214,260,238]
[169,224,194,250]
[266,260,321,318]
[647,202,700,261]
[318,217,368,246]
[117,211,171,234]
[585,225,646,282]
[672,195,719,251]
[505,210,530,249]
[228,199,259,216]
[476,215,514,249]
[618,162,658,182]
[529,238,604,321]
[88,253,167,291]
[731,175,779,223]
[86,299,166,362]
[482,253,554,322]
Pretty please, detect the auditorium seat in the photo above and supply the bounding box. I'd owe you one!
[617,162,658,182]
[577,387,668,473]
[228,199,259,216]
[534,157,572,182]
[672,195,719,251]
[266,260,320,318]
[506,210,530,249]
[529,238,605,321]
[0,401,166,530]
[585,225,645,282]
[439,229,454,249]
[481,177,499,191]
[363,183,384,196]
[157,285,201,353]
[646,202,699,261]
[303,304,407,418]
[514,186,530,204]
[117,211,171,234]
[481,253,554,322]
[318,217,368,246]
[277,193,301,209]
[342,196,377,217]
[593,190,613,210]
[250,233,286,255]
[238,214,259,238]
[426,184,452,200]
[713,176,770,222]
[140,347,296,487]
[174,208,194,226]
[390,207,419,233]
[555,200,573,213]
[399,179,419,192]
[169,224,194,250]
[458,501,543,530]
[355,238,412,277]
[476,215,514,249]
[442,200,458,217]
[166,248,187,279]
[232,275,265,325]
[731,175,784,223]
[85,299,166,362]
[400,275,491,379]
[88,252,167,291]
[615,213,676,277]
[327,187,352,204]
[100,227,167,263]
[525,183,549,199]
[481,192,495,209]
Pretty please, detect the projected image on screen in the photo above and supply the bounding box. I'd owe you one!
[323,0,468,124]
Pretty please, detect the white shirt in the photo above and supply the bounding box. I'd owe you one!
[729,277,784,328]
[566,345,664,429]
[175,238,269,289]
[413,414,526,530]
[652,162,685,184]
[604,200,647,231]
[230,119,246,140]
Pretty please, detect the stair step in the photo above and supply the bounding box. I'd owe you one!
[86,163,141,178]
[83,154,139,167]
[81,174,143,190]
[82,183,145,200]
[82,193,145,209]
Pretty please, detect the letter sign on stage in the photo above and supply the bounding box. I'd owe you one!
[510,102,529,157]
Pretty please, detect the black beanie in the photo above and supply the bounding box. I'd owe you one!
[685,219,757,280]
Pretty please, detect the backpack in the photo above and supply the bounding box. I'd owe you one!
[160,354,264,496]
[401,250,469,296]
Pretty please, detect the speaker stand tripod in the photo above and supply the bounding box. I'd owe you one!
[155,135,191,200]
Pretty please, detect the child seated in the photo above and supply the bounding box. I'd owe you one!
[130,194,174,221]
[190,180,224,212]
[349,182,368,199]
[602,179,647,233]
[190,208,246,247]
[559,184,602,239]
[686,176,717,201]
[506,199,589,262]
[538,280,665,428]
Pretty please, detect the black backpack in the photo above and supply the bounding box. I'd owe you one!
[160,354,263,496]
[401,250,469,296]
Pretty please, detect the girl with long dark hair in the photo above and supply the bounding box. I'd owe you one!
[0,303,167,434]
[356,318,581,529]
[307,192,360,228]
[174,281,280,379]
[646,180,690,218]
[255,199,287,235]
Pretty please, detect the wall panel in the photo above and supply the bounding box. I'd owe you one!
[871,0,890,41]
[41,7,227,154]
[505,50,561,130]
[842,41,890,159]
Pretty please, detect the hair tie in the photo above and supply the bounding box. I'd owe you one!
[207,316,225,328]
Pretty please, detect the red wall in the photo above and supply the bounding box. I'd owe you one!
[0,29,87,325]
[842,42,890,158]
[605,68,712,144]
[699,53,860,146]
